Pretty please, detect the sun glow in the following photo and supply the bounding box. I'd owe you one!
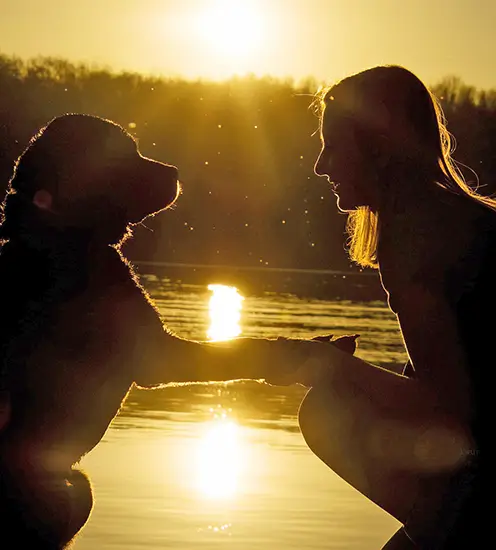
[207,284,244,341]
[195,420,243,499]
[195,0,265,59]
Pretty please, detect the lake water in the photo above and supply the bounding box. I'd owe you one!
[73,270,406,550]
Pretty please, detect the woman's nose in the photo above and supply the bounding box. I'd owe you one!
[314,151,327,177]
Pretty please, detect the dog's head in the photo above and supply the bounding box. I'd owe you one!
[1,114,180,244]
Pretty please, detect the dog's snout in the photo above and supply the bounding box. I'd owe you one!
[162,163,180,197]
[130,156,181,218]
[167,164,179,180]
[143,157,178,182]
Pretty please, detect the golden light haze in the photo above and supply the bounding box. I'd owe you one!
[195,419,244,499]
[1,0,496,87]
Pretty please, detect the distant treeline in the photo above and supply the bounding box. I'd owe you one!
[1,54,496,271]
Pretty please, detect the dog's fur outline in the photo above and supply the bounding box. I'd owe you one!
[0,114,356,548]
[0,114,182,548]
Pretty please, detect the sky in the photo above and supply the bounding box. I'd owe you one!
[1,0,495,89]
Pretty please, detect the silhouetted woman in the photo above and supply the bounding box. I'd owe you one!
[298,65,491,549]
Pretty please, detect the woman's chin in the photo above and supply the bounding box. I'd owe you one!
[335,193,373,213]
[335,195,355,213]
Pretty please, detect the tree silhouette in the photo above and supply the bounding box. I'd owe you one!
[1,54,495,272]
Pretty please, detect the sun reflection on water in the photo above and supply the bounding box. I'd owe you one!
[207,284,244,341]
[195,418,244,499]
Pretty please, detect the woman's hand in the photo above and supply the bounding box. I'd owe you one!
[264,334,359,387]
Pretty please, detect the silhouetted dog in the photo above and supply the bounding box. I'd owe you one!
[0,114,181,548]
[0,114,359,549]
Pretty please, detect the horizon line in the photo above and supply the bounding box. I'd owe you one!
[133,260,377,277]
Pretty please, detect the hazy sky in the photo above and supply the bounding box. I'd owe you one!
[1,0,495,88]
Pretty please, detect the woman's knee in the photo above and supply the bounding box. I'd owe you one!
[65,469,94,543]
[298,389,318,439]
[381,528,418,549]
[298,388,336,451]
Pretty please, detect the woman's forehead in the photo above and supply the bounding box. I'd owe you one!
[321,106,351,138]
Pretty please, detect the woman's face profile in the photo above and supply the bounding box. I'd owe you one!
[314,107,377,212]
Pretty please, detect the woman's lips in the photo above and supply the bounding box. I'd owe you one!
[329,180,340,192]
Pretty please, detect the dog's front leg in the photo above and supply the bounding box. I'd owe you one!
[135,326,331,388]
[130,292,334,388]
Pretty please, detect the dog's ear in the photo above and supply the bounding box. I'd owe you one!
[33,190,54,211]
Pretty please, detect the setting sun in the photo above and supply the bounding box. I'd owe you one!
[194,0,265,60]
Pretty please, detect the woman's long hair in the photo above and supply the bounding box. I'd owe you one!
[314,65,496,268]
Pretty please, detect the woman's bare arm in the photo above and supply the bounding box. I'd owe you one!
[297,285,474,523]
[392,284,473,423]
[135,282,471,429]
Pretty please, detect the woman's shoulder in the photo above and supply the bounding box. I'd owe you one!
[417,193,496,305]
[448,199,496,295]
[379,189,496,301]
